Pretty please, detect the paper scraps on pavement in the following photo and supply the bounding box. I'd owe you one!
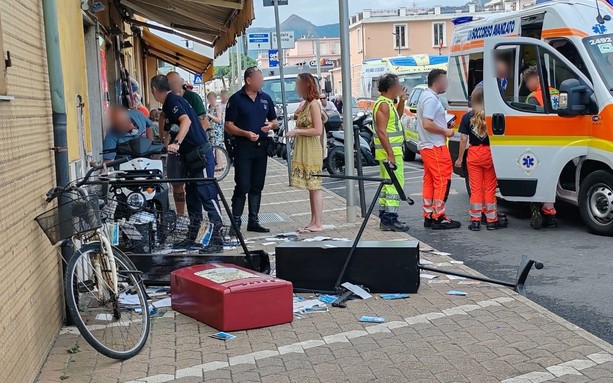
[420,273,438,280]
[432,251,451,256]
[447,290,468,296]
[293,298,327,314]
[446,275,467,280]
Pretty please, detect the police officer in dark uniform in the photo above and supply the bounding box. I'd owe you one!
[150,75,223,253]
[224,67,278,233]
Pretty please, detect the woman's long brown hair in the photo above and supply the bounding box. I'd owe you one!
[297,73,319,102]
[470,87,487,138]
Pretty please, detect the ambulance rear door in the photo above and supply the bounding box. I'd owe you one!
[483,36,594,202]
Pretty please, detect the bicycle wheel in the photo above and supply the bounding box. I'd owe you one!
[213,145,231,181]
[64,242,150,359]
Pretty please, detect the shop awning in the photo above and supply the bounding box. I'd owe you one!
[140,29,214,80]
[121,0,254,57]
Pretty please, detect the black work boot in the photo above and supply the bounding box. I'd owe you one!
[542,214,558,228]
[530,203,543,230]
[247,194,269,233]
[228,215,242,237]
[468,221,481,231]
[486,219,508,230]
[424,214,433,228]
[380,219,410,232]
[431,216,462,230]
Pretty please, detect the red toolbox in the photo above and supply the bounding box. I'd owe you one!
[170,263,293,331]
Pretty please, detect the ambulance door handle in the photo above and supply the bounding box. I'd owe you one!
[492,113,506,135]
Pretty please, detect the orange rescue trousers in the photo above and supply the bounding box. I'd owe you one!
[467,145,498,222]
[420,146,453,219]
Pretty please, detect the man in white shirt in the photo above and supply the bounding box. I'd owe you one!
[320,93,339,116]
[416,69,461,230]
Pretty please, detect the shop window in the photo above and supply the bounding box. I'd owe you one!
[393,24,407,49]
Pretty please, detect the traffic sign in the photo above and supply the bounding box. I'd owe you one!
[272,31,295,49]
[268,49,279,67]
[247,32,271,51]
[263,0,288,6]
[193,74,203,85]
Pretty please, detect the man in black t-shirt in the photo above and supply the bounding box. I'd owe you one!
[225,67,278,234]
[151,75,223,253]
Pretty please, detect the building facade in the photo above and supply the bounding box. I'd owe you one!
[330,5,485,96]
[0,0,252,381]
[257,37,341,70]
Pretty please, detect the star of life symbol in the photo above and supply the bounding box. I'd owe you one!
[516,149,541,176]
[593,24,607,35]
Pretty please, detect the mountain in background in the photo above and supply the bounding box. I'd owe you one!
[247,14,340,40]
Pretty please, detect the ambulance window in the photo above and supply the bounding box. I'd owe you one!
[539,48,580,113]
[549,39,590,81]
[494,44,546,114]
[467,52,483,95]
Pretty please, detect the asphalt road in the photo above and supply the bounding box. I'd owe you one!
[317,157,613,345]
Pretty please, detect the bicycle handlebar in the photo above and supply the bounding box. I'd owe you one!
[76,157,129,187]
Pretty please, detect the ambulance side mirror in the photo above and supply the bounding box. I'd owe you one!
[557,79,593,117]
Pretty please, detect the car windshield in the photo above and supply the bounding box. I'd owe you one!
[398,73,429,94]
[583,34,613,93]
[262,77,303,104]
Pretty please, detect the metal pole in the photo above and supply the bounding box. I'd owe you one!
[230,45,235,93]
[339,0,356,222]
[43,0,72,324]
[237,35,243,81]
[274,0,291,185]
[315,38,321,80]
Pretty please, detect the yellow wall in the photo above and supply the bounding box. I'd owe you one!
[57,0,91,162]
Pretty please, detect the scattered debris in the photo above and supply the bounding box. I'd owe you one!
[420,273,438,280]
[293,298,327,314]
[450,260,464,265]
[432,251,451,256]
[210,332,235,340]
[319,295,338,304]
[446,275,467,280]
[359,316,385,323]
[458,281,481,285]
[421,259,434,265]
[380,293,410,300]
[60,376,69,381]
[447,290,468,296]
[341,282,372,299]
[427,280,450,284]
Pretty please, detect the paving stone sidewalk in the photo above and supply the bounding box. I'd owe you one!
[36,161,613,383]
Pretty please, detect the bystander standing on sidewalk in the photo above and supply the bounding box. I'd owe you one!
[151,75,223,254]
[373,74,410,232]
[224,67,278,234]
[286,74,325,233]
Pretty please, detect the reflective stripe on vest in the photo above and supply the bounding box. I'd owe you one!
[372,96,403,150]
[526,87,560,107]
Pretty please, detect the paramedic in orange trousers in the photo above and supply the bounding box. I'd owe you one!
[416,69,462,230]
[523,66,558,229]
[455,87,507,231]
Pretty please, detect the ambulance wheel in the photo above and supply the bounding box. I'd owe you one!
[579,170,613,236]
[403,142,416,162]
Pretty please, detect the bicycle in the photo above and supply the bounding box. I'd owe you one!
[212,144,231,181]
[35,157,150,360]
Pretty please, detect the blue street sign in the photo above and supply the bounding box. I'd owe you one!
[193,74,203,85]
[263,0,288,6]
[247,32,271,51]
[268,49,279,67]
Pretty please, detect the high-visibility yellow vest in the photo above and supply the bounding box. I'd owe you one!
[373,95,403,159]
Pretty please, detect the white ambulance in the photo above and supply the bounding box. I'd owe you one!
[447,0,613,235]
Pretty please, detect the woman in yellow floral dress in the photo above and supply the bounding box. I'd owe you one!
[286,73,325,233]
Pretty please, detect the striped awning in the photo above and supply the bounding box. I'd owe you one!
[140,29,214,80]
[121,0,254,57]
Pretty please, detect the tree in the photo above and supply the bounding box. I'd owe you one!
[213,54,258,90]
[214,65,231,89]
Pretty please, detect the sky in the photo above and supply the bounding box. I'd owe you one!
[251,0,468,27]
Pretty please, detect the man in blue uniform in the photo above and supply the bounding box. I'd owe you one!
[150,75,223,253]
[224,67,278,233]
